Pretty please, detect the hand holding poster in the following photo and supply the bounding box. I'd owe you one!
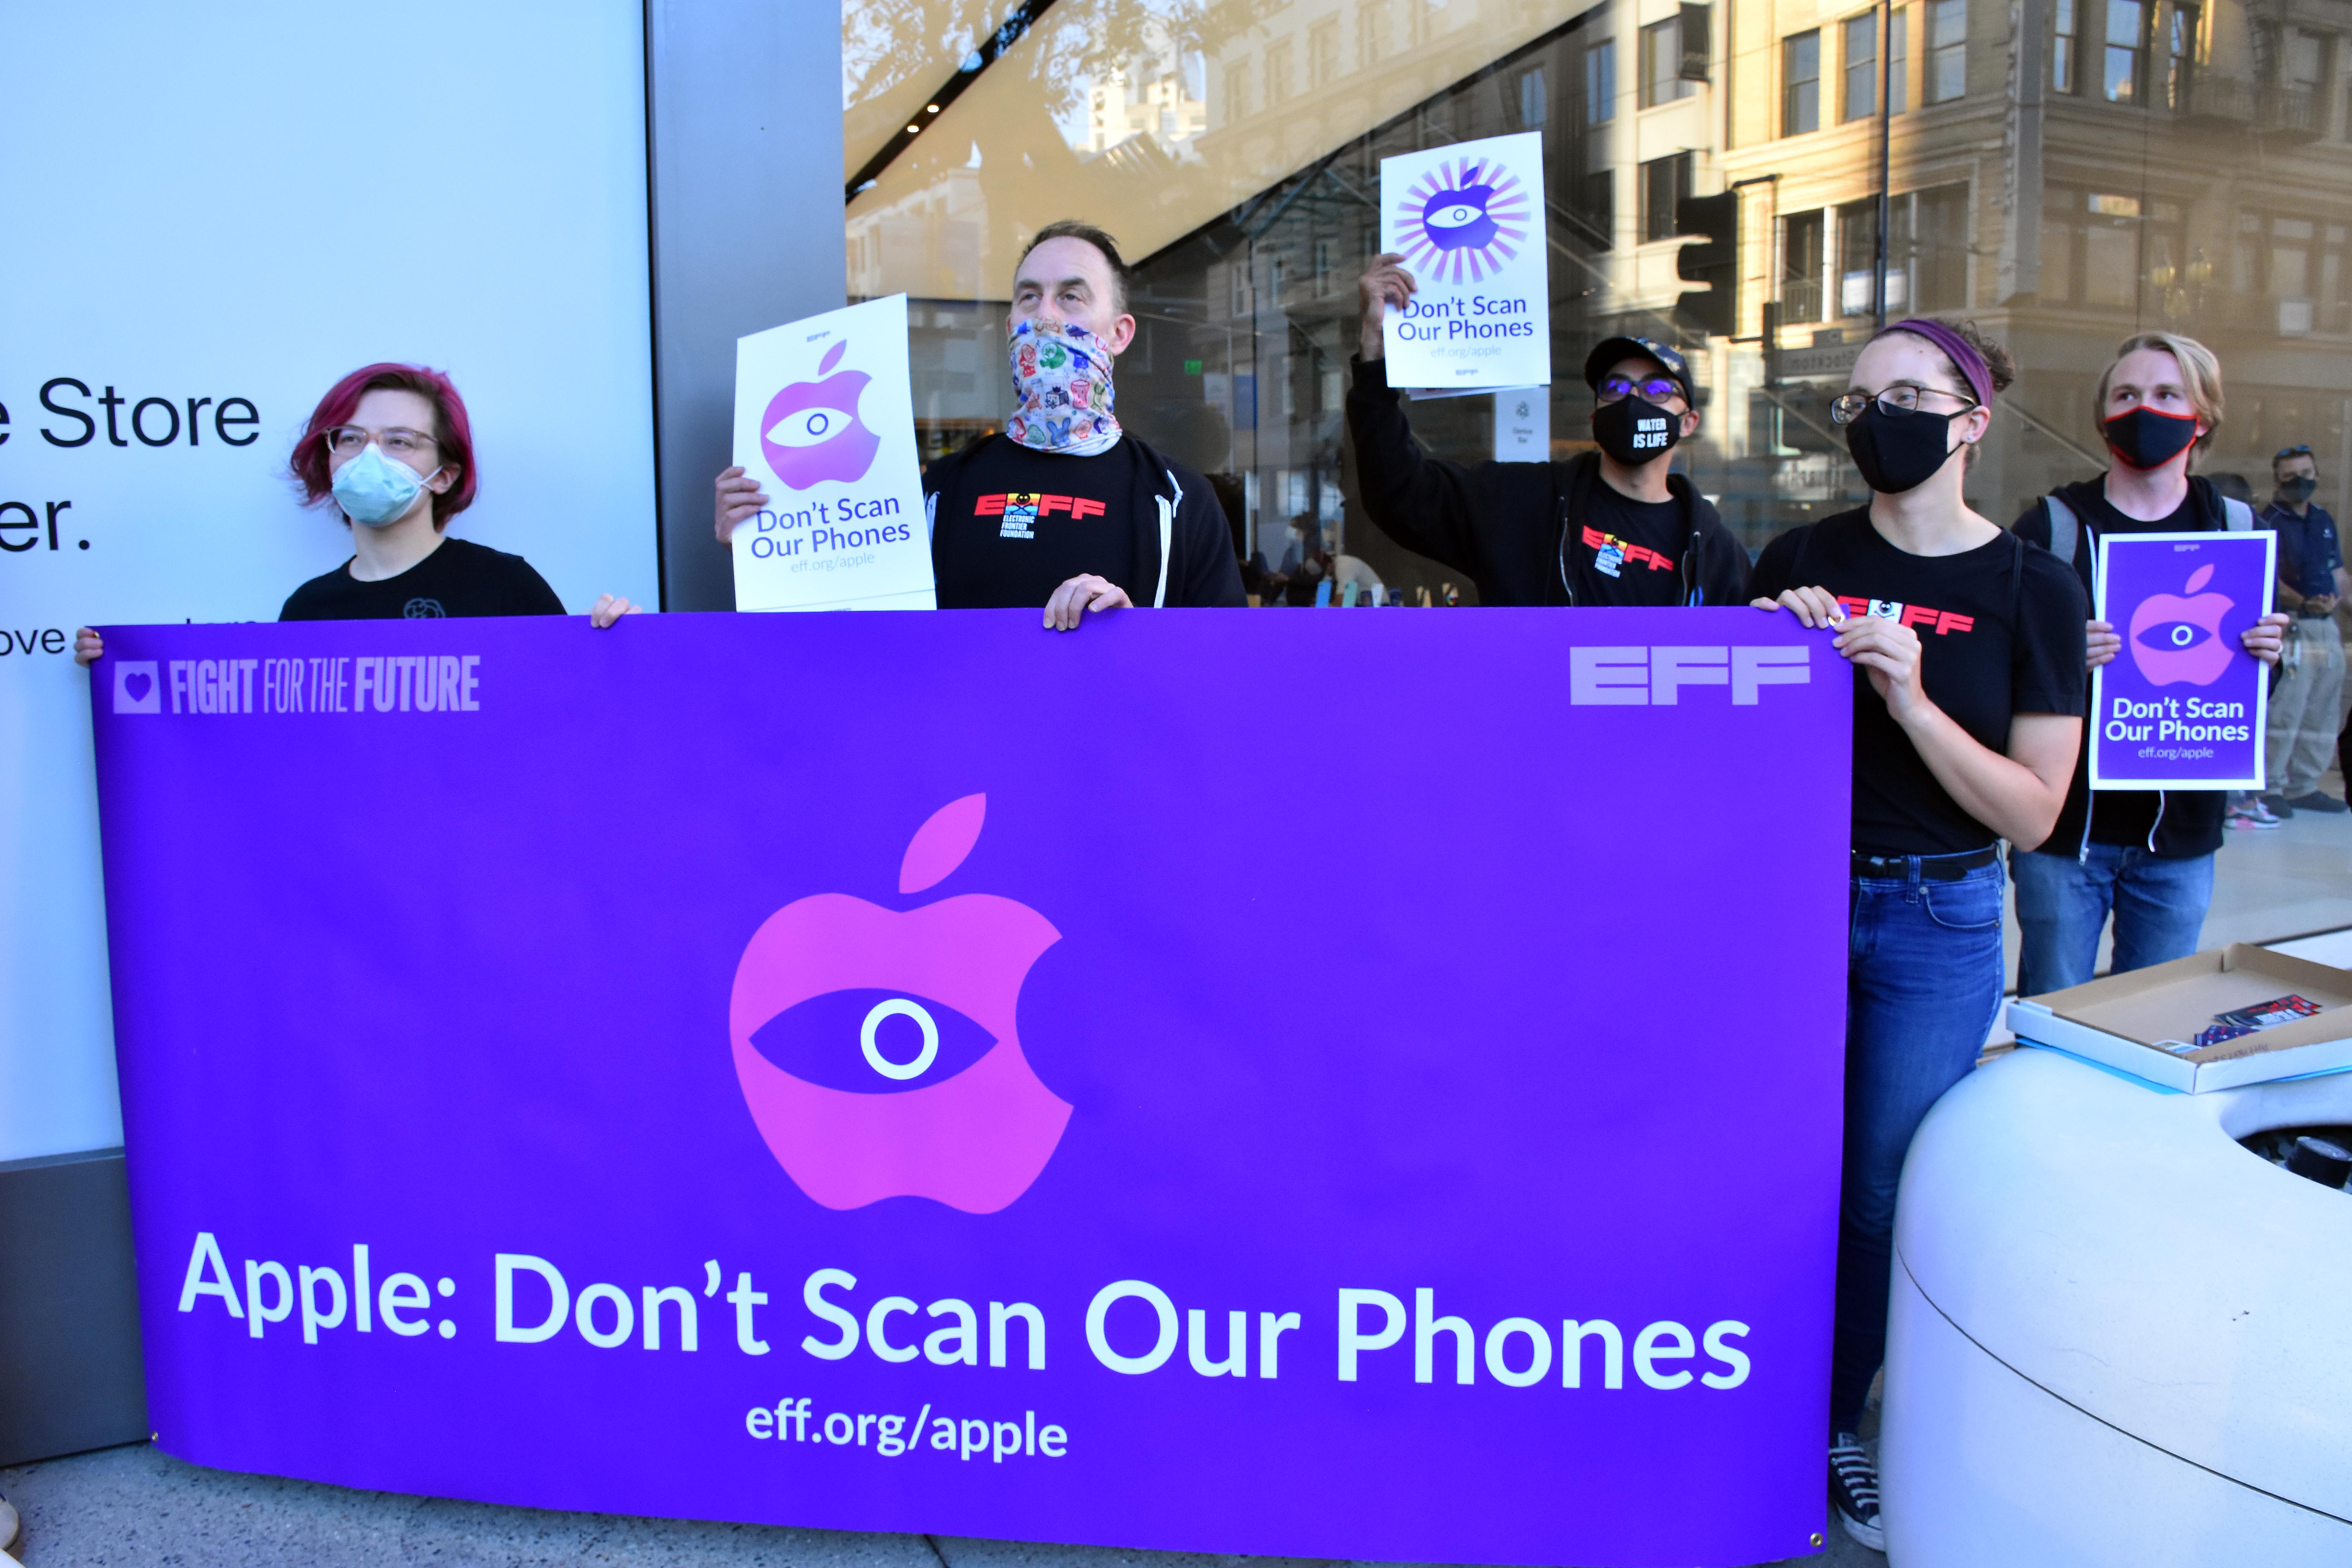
[1379,132,1550,395]
[732,295,934,612]
[2091,530,2276,788]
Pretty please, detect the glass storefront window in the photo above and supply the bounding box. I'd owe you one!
[845,0,2352,944]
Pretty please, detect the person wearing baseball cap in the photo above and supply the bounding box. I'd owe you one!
[1345,253,1749,606]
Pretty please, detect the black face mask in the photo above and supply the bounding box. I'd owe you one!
[1592,397,1681,465]
[2278,475,2318,503]
[1846,404,1958,494]
[2102,407,2201,470]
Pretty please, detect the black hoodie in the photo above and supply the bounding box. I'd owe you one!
[1345,358,1750,608]
[2013,474,2258,860]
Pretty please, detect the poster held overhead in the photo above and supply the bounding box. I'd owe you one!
[732,294,934,612]
[2090,530,2276,789]
[1379,132,1550,395]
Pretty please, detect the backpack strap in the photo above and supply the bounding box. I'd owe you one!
[2044,493,2080,568]
[1154,466,1181,608]
[2223,496,2254,531]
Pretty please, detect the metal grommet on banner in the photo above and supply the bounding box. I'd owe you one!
[1809,1533,1825,1548]
[860,998,940,1081]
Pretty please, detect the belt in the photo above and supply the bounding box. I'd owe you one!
[1850,845,1998,880]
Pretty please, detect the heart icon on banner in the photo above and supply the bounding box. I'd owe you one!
[125,672,152,703]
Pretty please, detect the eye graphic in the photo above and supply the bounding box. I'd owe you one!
[750,987,996,1094]
[1428,202,1485,228]
[2136,620,2213,651]
[766,407,855,448]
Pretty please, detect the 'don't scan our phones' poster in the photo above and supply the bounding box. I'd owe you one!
[731,294,935,612]
[2091,529,2277,789]
[1379,131,1551,396]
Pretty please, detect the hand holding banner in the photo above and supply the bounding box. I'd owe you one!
[732,295,935,612]
[2091,530,2276,789]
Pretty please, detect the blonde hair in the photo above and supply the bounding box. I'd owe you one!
[2097,332,2224,455]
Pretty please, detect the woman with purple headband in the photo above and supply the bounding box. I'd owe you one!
[1748,317,2089,1552]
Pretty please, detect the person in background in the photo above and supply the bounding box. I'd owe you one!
[2009,334,2289,987]
[1748,318,2087,1553]
[1348,254,1748,607]
[76,363,636,663]
[714,221,1244,625]
[2261,443,2349,815]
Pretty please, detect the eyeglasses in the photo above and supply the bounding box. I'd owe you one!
[1830,385,1981,425]
[1597,375,1685,405]
[324,425,439,459]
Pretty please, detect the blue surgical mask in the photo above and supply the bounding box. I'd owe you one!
[331,443,439,528]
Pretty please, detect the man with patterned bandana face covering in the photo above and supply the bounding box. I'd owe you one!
[715,221,1242,628]
[1344,253,1749,607]
[2011,332,2290,998]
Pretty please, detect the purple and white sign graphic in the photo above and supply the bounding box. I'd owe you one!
[91,610,1850,1567]
[2091,530,2277,789]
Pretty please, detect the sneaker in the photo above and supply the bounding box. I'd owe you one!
[2228,808,2280,831]
[2287,791,2350,814]
[1830,1432,1885,1552]
[2263,794,2298,818]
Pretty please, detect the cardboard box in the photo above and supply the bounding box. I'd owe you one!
[2007,943,2352,1093]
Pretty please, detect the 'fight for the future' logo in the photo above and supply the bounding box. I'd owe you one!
[728,795,1073,1213]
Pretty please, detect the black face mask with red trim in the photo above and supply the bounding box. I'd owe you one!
[2102,406,2201,470]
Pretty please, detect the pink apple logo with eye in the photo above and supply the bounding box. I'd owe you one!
[728,795,1072,1213]
[760,340,882,490]
[2128,563,2237,686]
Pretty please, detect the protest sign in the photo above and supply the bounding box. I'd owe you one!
[732,294,932,611]
[1379,132,1550,395]
[91,611,1846,1567]
[2091,530,2276,789]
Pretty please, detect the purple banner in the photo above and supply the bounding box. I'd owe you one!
[91,610,1848,1567]
[2092,530,2277,789]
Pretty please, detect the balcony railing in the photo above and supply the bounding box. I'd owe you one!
[1780,278,1823,324]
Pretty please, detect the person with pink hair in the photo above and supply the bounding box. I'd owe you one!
[76,362,636,662]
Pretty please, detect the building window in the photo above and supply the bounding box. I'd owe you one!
[1357,0,1390,67]
[1314,236,1334,294]
[1518,65,1548,128]
[1929,0,1967,101]
[2283,28,2330,134]
[1226,62,1251,121]
[1641,18,1696,106]
[1641,152,1692,242]
[1890,6,1909,111]
[2161,3,2195,109]
[1838,199,1881,315]
[2054,0,2078,91]
[2104,0,2141,103]
[1586,39,1617,123]
[1910,182,1970,309]
[1844,11,1879,121]
[1583,169,1616,249]
[1782,210,1826,321]
[1267,38,1295,104]
[1784,29,1822,133]
[1310,18,1339,90]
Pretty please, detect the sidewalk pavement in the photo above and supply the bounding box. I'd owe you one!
[1,1442,1880,1568]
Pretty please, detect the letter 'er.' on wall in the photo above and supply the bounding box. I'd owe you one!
[731,294,935,613]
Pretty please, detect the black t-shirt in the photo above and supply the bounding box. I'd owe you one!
[927,438,1144,609]
[1571,485,1693,606]
[1750,509,2088,855]
[280,537,565,621]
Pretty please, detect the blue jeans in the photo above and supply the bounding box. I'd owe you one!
[1830,857,2007,1435]
[2012,844,2214,996]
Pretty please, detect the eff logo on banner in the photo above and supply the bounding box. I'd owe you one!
[728,794,1072,1213]
[2091,530,2276,789]
[1379,132,1550,395]
[732,294,934,613]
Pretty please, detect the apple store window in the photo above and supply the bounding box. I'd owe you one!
[847,0,2352,953]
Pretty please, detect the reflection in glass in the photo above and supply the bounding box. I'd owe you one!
[1928,0,1966,101]
[1784,29,1822,134]
[1843,11,1877,123]
[2105,0,2142,103]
